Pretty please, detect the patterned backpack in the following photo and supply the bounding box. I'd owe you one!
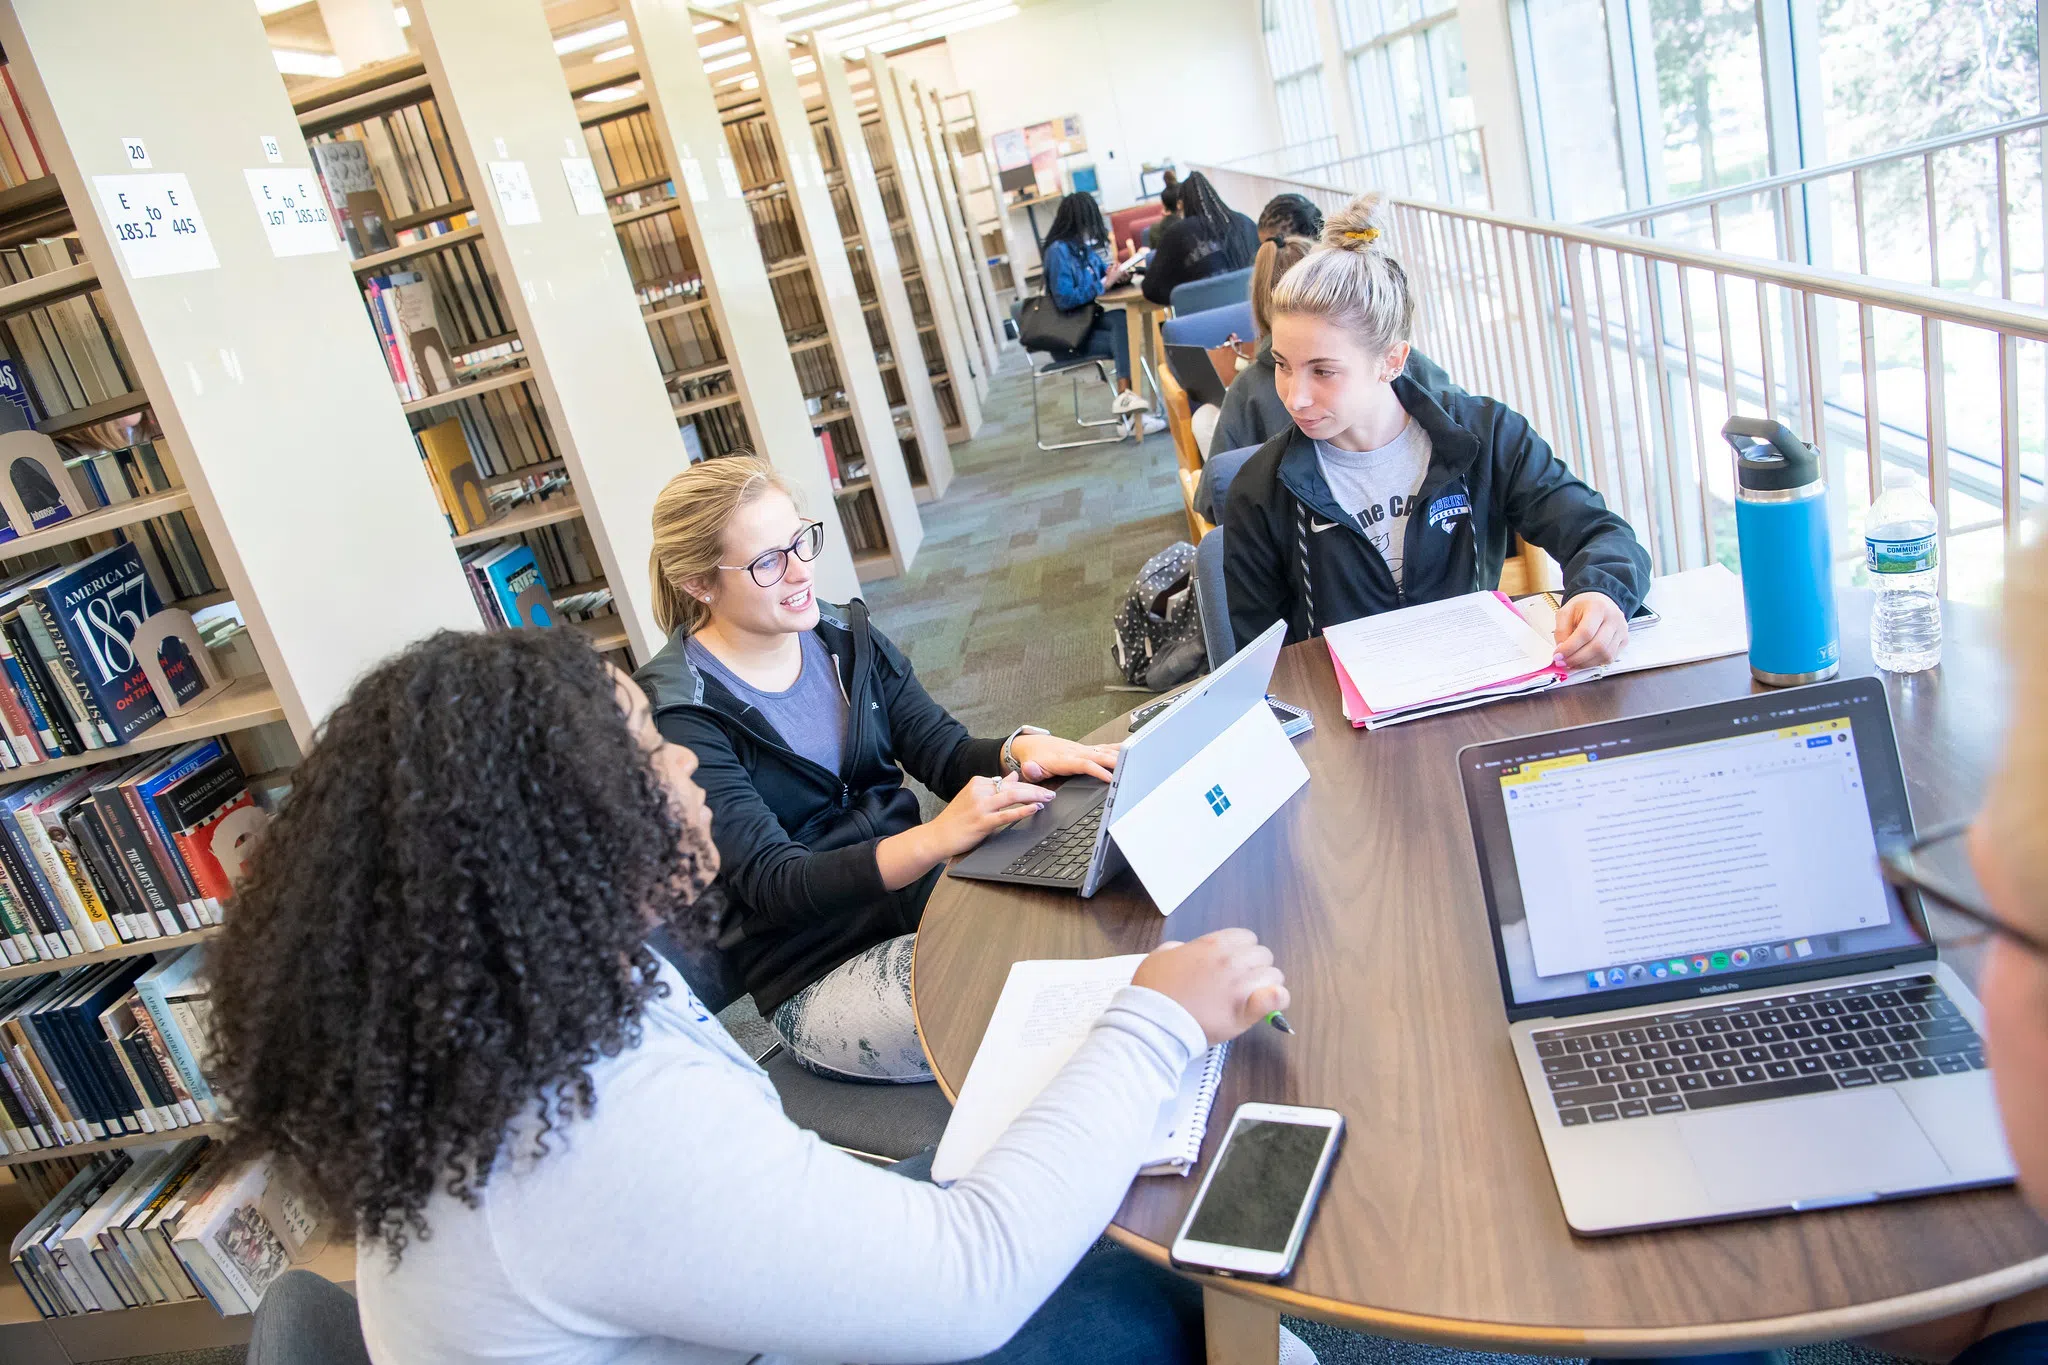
[1111,541,1205,690]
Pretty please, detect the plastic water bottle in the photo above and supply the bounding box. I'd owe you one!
[1865,483,1942,673]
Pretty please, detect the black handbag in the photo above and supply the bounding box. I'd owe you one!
[1016,294,1100,353]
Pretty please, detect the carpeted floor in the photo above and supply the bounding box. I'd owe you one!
[129,352,1917,1365]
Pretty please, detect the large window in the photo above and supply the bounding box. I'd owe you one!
[1263,0,1334,152]
[1337,0,1485,203]
[1511,0,1628,219]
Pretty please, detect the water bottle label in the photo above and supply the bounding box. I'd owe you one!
[1866,534,1938,574]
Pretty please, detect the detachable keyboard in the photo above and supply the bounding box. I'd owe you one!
[1001,799,1106,881]
[1532,974,1982,1127]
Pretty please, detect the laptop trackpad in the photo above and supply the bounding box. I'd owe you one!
[1679,1090,1951,1209]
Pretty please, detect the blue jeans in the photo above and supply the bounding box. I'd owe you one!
[1046,306,1131,382]
[888,1152,1203,1364]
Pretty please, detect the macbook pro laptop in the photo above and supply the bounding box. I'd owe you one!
[1457,678,2014,1235]
[948,620,1287,896]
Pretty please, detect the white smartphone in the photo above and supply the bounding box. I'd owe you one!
[1169,1102,1344,1281]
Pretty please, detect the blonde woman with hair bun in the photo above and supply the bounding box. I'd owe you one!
[1220,192,1651,667]
[633,456,1120,1085]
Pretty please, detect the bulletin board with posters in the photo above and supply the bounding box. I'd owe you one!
[992,115,1085,203]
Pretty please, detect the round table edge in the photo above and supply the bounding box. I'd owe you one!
[1099,1225,2048,1354]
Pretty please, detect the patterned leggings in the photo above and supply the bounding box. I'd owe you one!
[771,933,934,1083]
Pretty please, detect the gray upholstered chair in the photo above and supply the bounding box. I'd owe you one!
[647,924,953,1165]
[1169,266,1255,316]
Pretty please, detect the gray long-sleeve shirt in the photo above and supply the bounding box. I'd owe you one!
[355,954,1207,1365]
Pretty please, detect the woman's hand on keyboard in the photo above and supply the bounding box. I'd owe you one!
[878,774,1056,889]
[1134,929,1290,1046]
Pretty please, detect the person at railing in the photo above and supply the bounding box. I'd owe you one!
[1222,192,1650,666]
[1201,234,1462,519]
[1036,191,1163,439]
[1141,171,1257,305]
[1257,192,1324,244]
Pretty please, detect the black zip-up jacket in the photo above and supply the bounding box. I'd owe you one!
[1222,374,1651,649]
[635,600,1004,1016]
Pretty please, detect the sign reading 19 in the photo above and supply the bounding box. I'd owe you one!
[109,184,199,243]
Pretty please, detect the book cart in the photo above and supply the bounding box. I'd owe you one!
[0,0,495,1354]
[938,89,1020,309]
[561,0,926,582]
[844,56,983,446]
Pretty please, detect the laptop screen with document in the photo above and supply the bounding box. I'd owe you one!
[1459,679,1933,1020]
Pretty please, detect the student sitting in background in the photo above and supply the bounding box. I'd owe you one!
[1199,235,1460,521]
[1223,192,1649,666]
[1036,191,1163,439]
[1258,191,1324,244]
[206,626,1304,1364]
[1142,171,1258,305]
[634,458,1123,1084]
[1144,180,1180,249]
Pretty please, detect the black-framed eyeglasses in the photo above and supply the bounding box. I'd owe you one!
[719,520,824,588]
[1880,818,2048,960]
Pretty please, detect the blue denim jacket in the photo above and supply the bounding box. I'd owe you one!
[1043,237,1107,312]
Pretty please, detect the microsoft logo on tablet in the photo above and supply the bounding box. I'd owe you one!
[1205,784,1231,816]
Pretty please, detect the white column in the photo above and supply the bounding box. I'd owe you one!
[1457,0,1535,215]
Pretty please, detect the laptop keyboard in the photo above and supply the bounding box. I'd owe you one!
[1532,975,1983,1127]
[1002,800,1106,881]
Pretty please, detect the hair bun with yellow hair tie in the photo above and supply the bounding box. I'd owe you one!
[1342,227,1380,246]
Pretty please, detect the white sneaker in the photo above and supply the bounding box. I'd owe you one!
[1119,412,1167,440]
[1278,1325,1319,1365]
[1111,389,1151,415]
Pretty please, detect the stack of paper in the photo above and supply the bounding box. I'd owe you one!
[931,955,1229,1184]
[1325,565,1748,729]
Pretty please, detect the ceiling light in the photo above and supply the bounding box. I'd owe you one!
[841,20,913,43]
[555,19,628,55]
[703,51,754,72]
[272,48,344,77]
[694,19,725,32]
[923,2,1020,32]
[844,44,868,56]
[763,0,846,13]
[821,11,902,37]
[892,0,1015,25]
[791,57,818,75]
[789,0,868,26]
[699,34,748,55]
[594,43,635,62]
[393,5,410,27]
[582,80,645,103]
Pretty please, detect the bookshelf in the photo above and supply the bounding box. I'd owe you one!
[890,71,992,401]
[851,57,983,444]
[810,52,953,500]
[940,89,1021,306]
[559,0,870,599]
[291,0,706,663]
[909,80,1003,376]
[0,1,487,1349]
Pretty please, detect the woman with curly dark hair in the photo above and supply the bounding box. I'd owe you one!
[207,628,1299,1363]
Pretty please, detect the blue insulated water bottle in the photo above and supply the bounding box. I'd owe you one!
[1724,416,1840,686]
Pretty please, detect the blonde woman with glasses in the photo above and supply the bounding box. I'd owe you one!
[633,457,1121,1085]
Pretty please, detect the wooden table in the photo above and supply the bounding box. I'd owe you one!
[1101,283,1167,408]
[911,599,2048,1359]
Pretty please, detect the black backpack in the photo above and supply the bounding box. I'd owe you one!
[1111,542,1204,691]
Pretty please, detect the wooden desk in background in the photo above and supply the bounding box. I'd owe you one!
[911,599,2048,1362]
[1100,284,1166,407]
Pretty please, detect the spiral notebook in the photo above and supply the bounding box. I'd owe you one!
[930,954,1230,1184]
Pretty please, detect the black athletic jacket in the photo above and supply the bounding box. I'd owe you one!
[1222,374,1651,649]
[636,600,1004,1015]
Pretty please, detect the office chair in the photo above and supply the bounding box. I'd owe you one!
[1169,266,1254,317]
[1193,528,1233,674]
[648,925,953,1165]
[246,1271,370,1365]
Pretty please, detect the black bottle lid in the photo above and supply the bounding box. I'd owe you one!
[1723,415,1822,492]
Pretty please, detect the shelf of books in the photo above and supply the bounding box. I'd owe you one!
[941,89,1020,304]
[0,0,500,1343]
[909,81,1003,373]
[293,59,632,661]
[892,72,996,396]
[847,60,983,446]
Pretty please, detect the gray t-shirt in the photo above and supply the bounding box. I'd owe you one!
[1316,418,1432,583]
[687,631,848,775]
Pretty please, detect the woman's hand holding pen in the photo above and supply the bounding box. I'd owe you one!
[1134,929,1290,1046]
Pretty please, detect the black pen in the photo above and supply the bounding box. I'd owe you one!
[1265,1010,1295,1035]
